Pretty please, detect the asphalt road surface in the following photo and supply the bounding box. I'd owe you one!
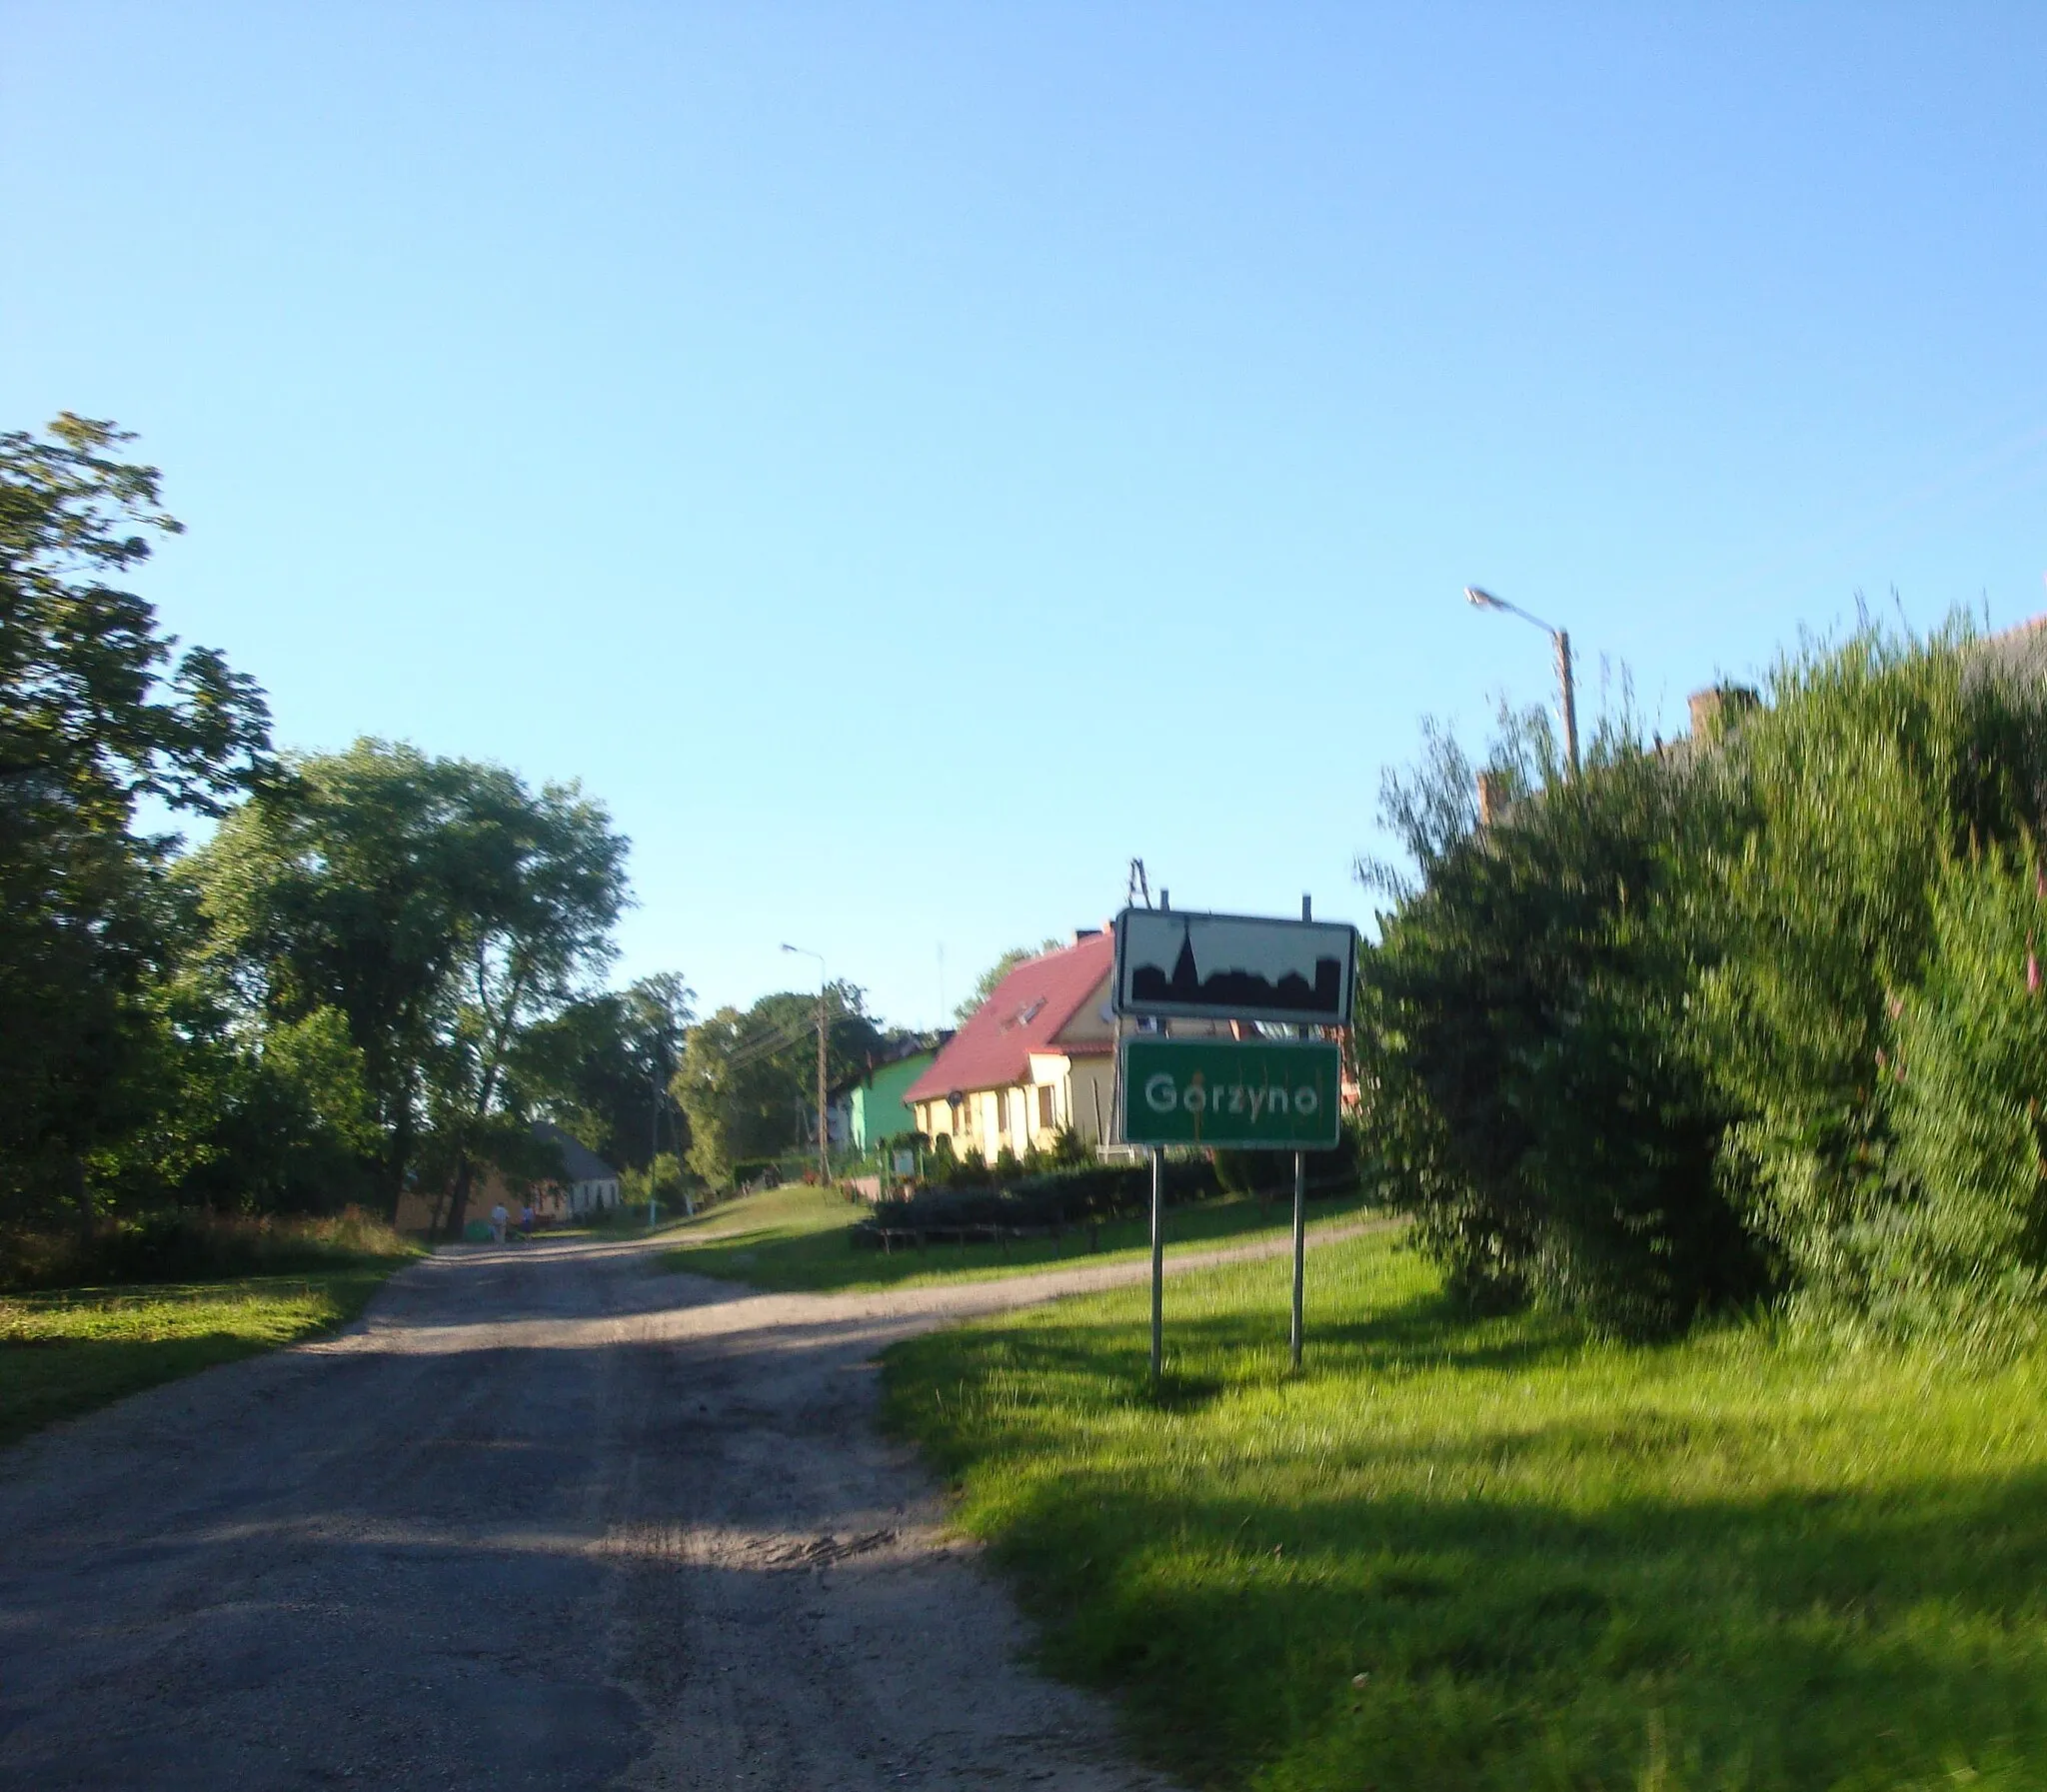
[0,1222,1374,1790]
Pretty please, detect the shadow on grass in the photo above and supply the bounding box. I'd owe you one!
[903,1289,1586,1427]
[1017,1463,2047,1790]
[0,1268,397,1449]
[886,1291,2047,1790]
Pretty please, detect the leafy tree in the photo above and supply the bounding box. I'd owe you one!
[512,971,696,1173]
[1355,701,1554,899]
[675,982,882,1188]
[187,740,628,1230]
[956,939,1062,1022]
[158,999,383,1217]
[0,414,271,1231]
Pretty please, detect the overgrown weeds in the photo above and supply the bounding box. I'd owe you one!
[0,1204,417,1293]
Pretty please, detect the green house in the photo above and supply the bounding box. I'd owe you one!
[849,1046,939,1152]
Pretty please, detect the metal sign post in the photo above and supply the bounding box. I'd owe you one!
[1150,1146,1164,1390]
[1290,1149,1305,1370]
[1120,1035,1340,1389]
[1111,901,1357,1390]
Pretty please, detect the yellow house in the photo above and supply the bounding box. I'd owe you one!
[904,929,1122,1157]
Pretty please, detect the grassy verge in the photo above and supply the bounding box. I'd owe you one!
[883,1224,2047,1790]
[0,1262,413,1449]
[662,1180,1374,1294]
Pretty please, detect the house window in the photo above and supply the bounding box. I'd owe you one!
[1037,1084,1054,1129]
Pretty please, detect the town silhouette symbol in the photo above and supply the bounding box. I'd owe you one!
[1128,921,1343,1018]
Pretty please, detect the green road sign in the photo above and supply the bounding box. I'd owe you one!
[1119,1037,1341,1149]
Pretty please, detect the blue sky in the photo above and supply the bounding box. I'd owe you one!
[5,4,2044,1027]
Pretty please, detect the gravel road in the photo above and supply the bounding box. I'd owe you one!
[0,1222,1377,1790]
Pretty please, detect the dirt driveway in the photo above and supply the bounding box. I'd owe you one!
[0,1223,1376,1790]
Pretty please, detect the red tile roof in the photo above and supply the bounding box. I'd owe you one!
[904,931,1114,1103]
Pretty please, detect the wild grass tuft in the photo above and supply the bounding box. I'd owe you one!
[0,1204,418,1294]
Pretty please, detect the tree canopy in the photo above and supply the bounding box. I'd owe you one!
[514,971,696,1175]
[676,982,883,1188]
[955,939,1062,1022]
[185,740,630,1230]
[0,415,271,1225]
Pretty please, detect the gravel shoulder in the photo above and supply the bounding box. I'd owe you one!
[0,1219,1387,1791]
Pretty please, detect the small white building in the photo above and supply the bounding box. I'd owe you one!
[534,1120,623,1217]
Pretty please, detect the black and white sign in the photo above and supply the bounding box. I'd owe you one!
[1112,906,1357,1026]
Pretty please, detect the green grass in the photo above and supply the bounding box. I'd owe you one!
[0,1266,406,1448]
[661,1179,1374,1294]
[883,1225,2047,1791]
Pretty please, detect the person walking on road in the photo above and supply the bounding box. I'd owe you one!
[489,1201,509,1244]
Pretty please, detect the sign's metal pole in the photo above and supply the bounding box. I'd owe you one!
[1150,1145,1164,1389]
[1289,1148,1305,1370]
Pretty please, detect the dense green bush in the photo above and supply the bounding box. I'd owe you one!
[1882,849,2047,1341]
[1360,624,2047,1343]
[1691,632,2047,1311]
[868,1151,1224,1233]
[1360,747,1760,1335]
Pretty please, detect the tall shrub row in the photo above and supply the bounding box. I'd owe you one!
[1359,626,2047,1341]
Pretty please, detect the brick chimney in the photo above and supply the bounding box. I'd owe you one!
[1476,771,1511,827]
[1687,685,1761,742]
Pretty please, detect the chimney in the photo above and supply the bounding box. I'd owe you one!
[1687,685,1761,742]
[1071,926,1101,944]
[1476,771,1510,827]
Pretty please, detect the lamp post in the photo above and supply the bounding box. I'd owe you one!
[781,943,830,1189]
[1464,587,1579,778]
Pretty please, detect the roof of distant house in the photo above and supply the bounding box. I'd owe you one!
[871,1030,950,1071]
[534,1119,618,1183]
[1967,612,2047,686]
[829,1031,954,1101]
[905,931,1114,1104]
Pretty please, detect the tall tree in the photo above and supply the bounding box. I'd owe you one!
[955,939,1062,1022]
[511,972,696,1174]
[676,982,882,1187]
[0,415,271,1229]
[187,741,628,1229]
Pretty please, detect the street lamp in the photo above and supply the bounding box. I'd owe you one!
[1464,587,1580,778]
[781,943,830,1188]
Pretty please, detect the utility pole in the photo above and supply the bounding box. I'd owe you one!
[1465,587,1581,779]
[1554,628,1580,779]
[1291,892,1310,1370]
[782,942,830,1189]
[1149,1145,1164,1390]
[816,979,829,1189]
[648,1046,662,1231]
